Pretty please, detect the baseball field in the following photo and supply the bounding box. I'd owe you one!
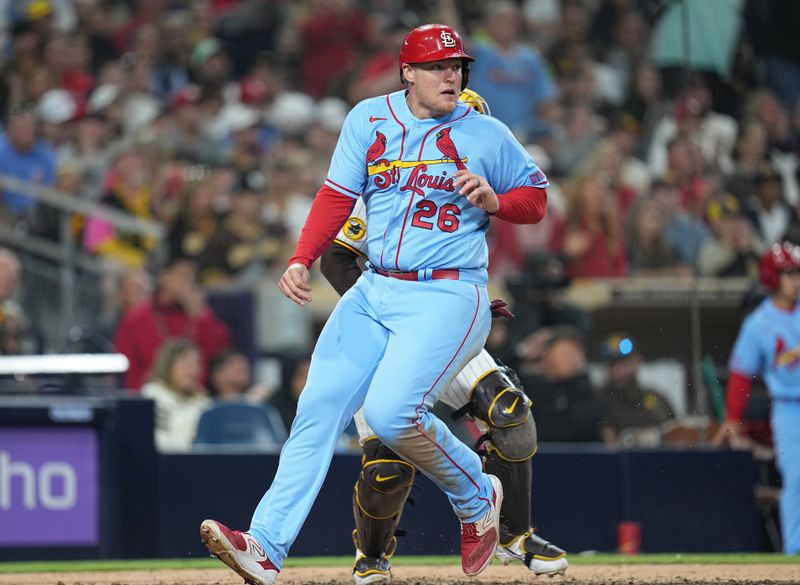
[1,554,798,585]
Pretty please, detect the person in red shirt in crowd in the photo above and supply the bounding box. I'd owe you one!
[298,0,367,98]
[114,255,231,391]
[550,174,628,278]
[346,16,413,104]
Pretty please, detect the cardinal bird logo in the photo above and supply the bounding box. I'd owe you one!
[366,131,387,165]
[775,336,800,369]
[435,127,466,170]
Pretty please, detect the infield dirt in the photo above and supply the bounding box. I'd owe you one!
[0,563,798,585]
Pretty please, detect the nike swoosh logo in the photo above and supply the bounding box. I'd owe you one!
[369,116,387,123]
[503,397,520,415]
[375,474,398,482]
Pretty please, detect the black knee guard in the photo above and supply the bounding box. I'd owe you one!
[470,367,537,542]
[352,437,415,558]
[470,368,538,462]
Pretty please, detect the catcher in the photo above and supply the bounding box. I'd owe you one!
[320,89,569,584]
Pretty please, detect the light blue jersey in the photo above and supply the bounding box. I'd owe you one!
[729,297,800,554]
[324,90,547,277]
[729,298,800,401]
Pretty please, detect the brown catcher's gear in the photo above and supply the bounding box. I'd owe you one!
[468,368,537,462]
[352,437,415,559]
[461,367,538,542]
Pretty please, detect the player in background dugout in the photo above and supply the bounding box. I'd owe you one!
[716,241,800,554]
[200,23,550,585]
[321,89,567,584]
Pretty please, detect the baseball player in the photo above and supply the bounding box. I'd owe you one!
[717,241,800,554]
[321,89,567,584]
[201,24,549,585]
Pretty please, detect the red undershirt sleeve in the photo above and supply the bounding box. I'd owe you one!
[725,371,752,423]
[288,186,357,268]
[492,186,547,224]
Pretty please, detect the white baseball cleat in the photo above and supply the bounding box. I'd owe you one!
[495,530,568,576]
[200,519,279,585]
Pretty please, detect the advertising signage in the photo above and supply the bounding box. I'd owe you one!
[0,427,99,546]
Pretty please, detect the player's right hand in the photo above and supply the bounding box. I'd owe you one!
[279,263,312,306]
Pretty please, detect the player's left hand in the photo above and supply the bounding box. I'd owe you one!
[453,170,499,213]
[279,263,312,306]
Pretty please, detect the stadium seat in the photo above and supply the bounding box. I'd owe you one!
[194,402,288,447]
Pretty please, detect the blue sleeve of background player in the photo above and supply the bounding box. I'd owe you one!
[324,101,370,199]
[729,315,764,377]
[487,122,549,194]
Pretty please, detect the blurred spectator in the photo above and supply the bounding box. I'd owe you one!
[551,174,628,278]
[153,85,220,165]
[659,136,706,218]
[517,325,601,442]
[0,247,34,354]
[648,81,738,178]
[725,119,770,203]
[743,163,797,247]
[651,179,709,268]
[82,146,158,267]
[141,338,211,452]
[261,155,315,243]
[99,266,153,341]
[214,0,285,80]
[621,62,669,160]
[197,177,284,287]
[469,0,558,141]
[57,111,113,200]
[745,88,795,155]
[347,14,412,104]
[625,196,688,277]
[297,0,368,98]
[114,256,232,391]
[551,100,604,176]
[697,196,761,278]
[0,106,57,227]
[168,173,221,264]
[592,4,647,104]
[270,353,310,431]
[599,333,674,446]
[208,348,272,403]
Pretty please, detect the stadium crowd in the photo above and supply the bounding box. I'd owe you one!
[0,0,799,447]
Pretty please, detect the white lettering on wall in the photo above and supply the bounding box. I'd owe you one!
[0,451,78,511]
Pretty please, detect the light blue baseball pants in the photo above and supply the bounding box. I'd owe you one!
[248,270,494,567]
[773,402,800,554]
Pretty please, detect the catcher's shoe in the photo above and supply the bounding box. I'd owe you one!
[200,519,279,585]
[353,554,392,585]
[495,530,568,576]
[460,474,503,576]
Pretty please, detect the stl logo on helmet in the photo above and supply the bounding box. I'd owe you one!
[440,30,455,47]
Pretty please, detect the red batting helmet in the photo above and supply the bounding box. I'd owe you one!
[759,241,800,290]
[399,24,474,90]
